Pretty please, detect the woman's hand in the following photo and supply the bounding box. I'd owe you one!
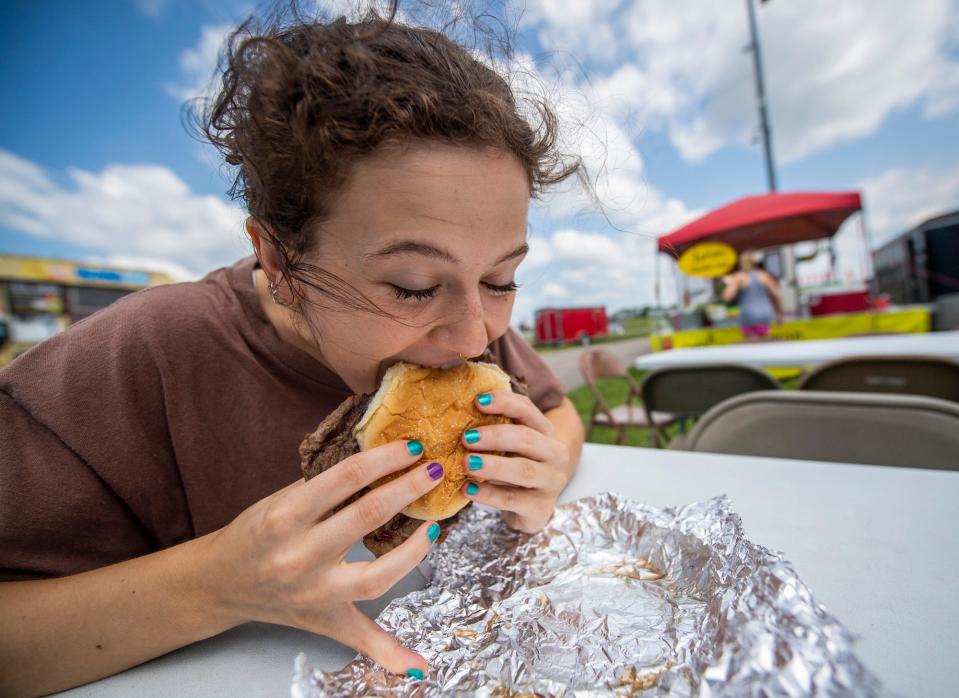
[459,391,571,533]
[200,440,444,679]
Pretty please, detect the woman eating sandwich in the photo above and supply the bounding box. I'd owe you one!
[0,1,585,693]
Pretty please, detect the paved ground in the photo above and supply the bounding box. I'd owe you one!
[535,336,652,390]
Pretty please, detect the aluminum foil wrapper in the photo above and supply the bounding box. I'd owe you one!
[292,493,885,696]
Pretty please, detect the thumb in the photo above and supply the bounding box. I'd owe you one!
[322,603,429,679]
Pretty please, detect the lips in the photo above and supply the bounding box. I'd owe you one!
[431,359,466,369]
[374,357,466,387]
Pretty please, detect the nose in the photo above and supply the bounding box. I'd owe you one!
[430,292,489,359]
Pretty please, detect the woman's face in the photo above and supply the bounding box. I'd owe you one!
[298,143,531,394]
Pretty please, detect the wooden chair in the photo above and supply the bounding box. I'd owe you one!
[799,355,959,403]
[640,363,780,447]
[682,390,959,470]
[577,349,678,446]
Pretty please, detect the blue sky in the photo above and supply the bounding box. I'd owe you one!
[2,0,958,325]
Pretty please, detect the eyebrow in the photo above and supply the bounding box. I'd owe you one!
[365,240,529,266]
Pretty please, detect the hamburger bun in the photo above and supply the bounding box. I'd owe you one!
[354,361,513,520]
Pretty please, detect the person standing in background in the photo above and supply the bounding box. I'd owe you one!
[721,250,783,340]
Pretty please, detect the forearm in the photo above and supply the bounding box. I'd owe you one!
[545,397,584,484]
[770,291,783,315]
[0,532,236,696]
[721,278,738,302]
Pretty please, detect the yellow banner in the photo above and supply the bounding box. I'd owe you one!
[677,242,738,279]
[649,307,932,353]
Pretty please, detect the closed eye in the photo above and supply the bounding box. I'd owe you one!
[389,280,521,302]
[483,280,521,296]
[390,284,440,301]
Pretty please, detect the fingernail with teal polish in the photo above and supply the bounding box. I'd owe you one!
[407,668,425,681]
[477,393,493,406]
[468,455,483,471]
[406,439,423,456]
[427,523,441,543]
[466,482,479,496]
[464,429,480,445]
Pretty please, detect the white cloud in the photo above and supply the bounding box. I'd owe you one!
[795,163,959,286]
[524,234,554,268]
[541,281,570,299]
[552,228,623,265]
[91,254,196,283]
[524,0,959,164]
[514,52,695,237]
[861,164,959,246]
[0,149,248,279]
[165,23,236,103]
[513,226,675,325]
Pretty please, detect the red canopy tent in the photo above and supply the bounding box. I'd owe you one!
[658,191,862,256]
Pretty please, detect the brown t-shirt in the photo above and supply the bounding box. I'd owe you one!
[0,257,566,581]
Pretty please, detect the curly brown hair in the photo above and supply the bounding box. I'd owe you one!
[196,1,580,315]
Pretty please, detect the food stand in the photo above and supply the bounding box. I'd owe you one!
[652,191,932,351]
[0,254,174,365]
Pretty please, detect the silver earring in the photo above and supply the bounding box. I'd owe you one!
[268,278,283,305]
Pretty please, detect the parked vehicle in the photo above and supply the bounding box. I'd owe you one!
[534,306,608,346]
[875,209,959,305]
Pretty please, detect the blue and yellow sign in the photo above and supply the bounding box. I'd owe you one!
[0,255,172,289]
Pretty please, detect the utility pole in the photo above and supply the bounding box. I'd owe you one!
[745,0,776,192]
[744,0,799,313]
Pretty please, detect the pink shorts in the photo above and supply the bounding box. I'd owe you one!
[741,324,771,338]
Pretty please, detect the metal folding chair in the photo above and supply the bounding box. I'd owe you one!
[799,355,959,403]
[681,390,959,470]
[639,363,780,447]
[577,349,678,446]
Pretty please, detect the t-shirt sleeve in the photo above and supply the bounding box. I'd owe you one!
[489,327,567,413]
[0,391,153,582]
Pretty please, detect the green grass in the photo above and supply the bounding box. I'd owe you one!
[622,317,658,335]
[566,367,686,448]
[534,331,650,353]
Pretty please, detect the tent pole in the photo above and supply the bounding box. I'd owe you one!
[858,210,878,297]
[654,245,661,309]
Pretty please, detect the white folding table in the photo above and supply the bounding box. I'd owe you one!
[59,444,959,697]
[634,330,959,371]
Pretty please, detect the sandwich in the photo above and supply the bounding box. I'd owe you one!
[299,352,527,555]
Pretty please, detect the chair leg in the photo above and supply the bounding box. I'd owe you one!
[586,404,597,442]
[615,426,626,445]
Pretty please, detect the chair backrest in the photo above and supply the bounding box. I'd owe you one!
[578,349,640,410]
[640,363,779,416]
[799,355,959,402]
[681,390,959,470]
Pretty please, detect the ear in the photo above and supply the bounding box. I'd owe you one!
[246,217,283,280]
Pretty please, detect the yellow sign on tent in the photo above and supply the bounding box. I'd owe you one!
[677,241,738,278]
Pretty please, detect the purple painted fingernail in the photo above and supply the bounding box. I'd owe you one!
[426,462,444,480]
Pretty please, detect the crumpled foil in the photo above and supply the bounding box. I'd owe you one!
[291,493,886,696]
